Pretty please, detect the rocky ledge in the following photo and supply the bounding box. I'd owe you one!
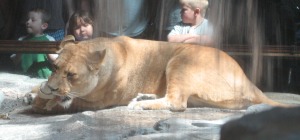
[0,73,299,140]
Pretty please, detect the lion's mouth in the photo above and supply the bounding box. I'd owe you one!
[39,82,72,102]
[40,89,72,103]
[59,96,72,102]
[55,95,73,109]
[48,95,72,104]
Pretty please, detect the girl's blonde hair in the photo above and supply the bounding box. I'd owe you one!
[179,0,209,16]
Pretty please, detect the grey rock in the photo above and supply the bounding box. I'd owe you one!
[0,91,4,107]
[126,118,224,140]
[220,107,300,140]
[245,104,273,114]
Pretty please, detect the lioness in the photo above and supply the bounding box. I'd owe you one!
[25,35,285,114]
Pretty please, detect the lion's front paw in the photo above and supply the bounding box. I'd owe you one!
[131,93,157,102]
[23,92,37,105]
[127,100,144,110]
[128,93,158,110]
[128,98,170,110]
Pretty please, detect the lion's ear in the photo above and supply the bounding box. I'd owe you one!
[56,35,76,53]
[87,49,107,71]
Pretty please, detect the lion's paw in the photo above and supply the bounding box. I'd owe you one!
[127,100,144,110]
[128,93,158,110]
[23,92,37,105]
[128,98,170,111]
[131,93,157,102]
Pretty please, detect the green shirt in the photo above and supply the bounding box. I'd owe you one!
[19,34,55,79]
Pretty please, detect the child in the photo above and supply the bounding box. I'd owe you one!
[168,0,213,45]
[11,8,57,79]
[67,10,94,41]
[15,0,66,41]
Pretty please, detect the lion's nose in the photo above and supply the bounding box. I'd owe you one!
[47,85,59,91]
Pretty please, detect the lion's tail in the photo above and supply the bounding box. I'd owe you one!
[253,86,290,108]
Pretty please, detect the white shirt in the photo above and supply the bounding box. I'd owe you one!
[168,19,213,36]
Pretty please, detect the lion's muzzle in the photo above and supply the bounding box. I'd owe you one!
[38,81,55,99]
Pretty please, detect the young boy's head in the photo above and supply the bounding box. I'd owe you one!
[26,8,51,36]
[179,0,209,24]
[68,10,94,41]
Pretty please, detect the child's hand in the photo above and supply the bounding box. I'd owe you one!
[47,54,58,63]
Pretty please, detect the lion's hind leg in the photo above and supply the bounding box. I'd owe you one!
[128,60,194,111]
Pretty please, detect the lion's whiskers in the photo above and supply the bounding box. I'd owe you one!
[51,92,86,100]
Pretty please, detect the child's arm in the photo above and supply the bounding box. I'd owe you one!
[167,34,198,43]
[168,34,213,45]
[183,35,213,46]
[46,36,58,63]
[167,23,197,43]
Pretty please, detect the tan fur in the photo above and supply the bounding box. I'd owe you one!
[30,35,285,114]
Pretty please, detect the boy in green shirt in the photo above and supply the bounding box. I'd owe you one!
[11,8,57,78]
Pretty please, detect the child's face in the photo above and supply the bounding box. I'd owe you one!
[180,4,197,24]
[26,11,47,35]
[73,21,93,41]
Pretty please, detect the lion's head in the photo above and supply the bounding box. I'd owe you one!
[40,35,107,108]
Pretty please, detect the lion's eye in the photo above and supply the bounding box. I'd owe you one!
[67,72,76,79]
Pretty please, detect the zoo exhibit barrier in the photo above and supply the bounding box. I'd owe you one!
[223,44,300,57]
[0,40,300,57]
[0,41,61,53]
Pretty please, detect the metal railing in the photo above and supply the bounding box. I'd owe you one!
[222,44,300,57]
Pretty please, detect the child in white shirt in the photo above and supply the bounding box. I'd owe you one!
[168,0,213,46]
